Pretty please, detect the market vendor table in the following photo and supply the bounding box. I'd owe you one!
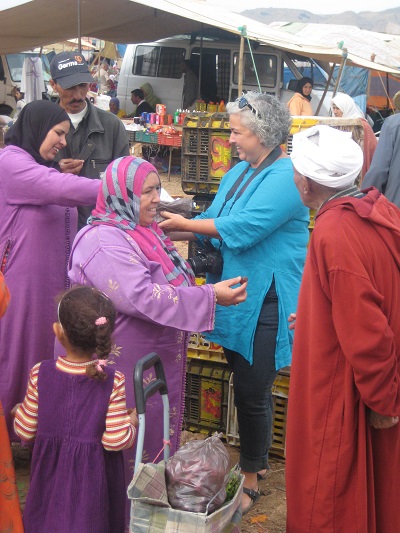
[124,122,183,181]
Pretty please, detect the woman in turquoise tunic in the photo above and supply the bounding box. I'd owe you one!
[160,91,309,514]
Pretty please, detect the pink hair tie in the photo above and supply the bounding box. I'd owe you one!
[96,359,108,372]
[95,316,107,326]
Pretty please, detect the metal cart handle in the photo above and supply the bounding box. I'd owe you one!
[133,352,170,475]
[134,352,168,414]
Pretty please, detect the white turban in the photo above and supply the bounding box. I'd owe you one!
[290,125,363,189]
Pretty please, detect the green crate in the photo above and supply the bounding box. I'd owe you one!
[135,131,159,144]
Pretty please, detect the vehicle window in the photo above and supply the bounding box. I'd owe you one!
[191,48,230,103]
[158,48,185,78]
[5,53,51,83]
[0,57,4,81]
[233,53,278,88]
[133,46,185,78]
[283,59,331,91]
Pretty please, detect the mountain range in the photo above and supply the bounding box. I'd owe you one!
[241,7,400,35]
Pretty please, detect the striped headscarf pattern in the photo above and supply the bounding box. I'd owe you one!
[89,156,194,287]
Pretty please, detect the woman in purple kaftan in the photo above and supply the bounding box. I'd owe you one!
[67,156,247,519]
[0,100,100,437]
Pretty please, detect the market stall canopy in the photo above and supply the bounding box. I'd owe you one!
[270,22,400,70]
[1,0,400,76]
[46,38,96,53]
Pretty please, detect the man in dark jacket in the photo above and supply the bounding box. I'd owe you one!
[126,88,154,118]
[50,52,130,229]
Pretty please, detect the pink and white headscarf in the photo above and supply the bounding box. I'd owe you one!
[89,156,194,287]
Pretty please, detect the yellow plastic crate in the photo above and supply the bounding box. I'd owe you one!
[187,332,227,364]
[184,359,231,434]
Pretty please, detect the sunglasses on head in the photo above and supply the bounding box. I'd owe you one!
[237,96,262,120]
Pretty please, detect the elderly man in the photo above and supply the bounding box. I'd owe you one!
[49,52,129,229]
[286,125,400,533]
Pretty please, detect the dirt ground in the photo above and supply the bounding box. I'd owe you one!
[12,169,287,532]
[13,435,287,533]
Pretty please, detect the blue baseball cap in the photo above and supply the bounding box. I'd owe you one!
[50,52,94,89]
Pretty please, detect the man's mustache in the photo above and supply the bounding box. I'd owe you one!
[69,99,85,104]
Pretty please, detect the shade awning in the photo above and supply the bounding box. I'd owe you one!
[1,0,399,76]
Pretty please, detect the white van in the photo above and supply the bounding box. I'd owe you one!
[0,52,51,115]
[117,36,332,116]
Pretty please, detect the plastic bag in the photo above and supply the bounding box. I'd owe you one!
[155,197,193,223]
[165,435,230,514]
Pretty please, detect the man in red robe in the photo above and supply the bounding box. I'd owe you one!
[286,125,400,533]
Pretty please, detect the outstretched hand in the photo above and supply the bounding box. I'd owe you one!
[159,212,187,232]
[214,276,248,307]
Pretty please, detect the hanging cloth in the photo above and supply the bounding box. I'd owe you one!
[20,57,45,104]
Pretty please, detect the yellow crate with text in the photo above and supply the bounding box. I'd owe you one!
[181,112,239,195]
[184,359,231,435]
[226,369,290,459]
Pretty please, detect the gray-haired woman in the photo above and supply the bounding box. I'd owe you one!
[160,92,309,514]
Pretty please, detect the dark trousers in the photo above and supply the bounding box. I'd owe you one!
[224,281,278,473]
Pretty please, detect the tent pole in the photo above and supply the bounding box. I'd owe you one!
[332,49,348,98]
[198,26,203,103]
[77,0,82,54]
[367,70,372,109]
[238,26,246,97]
[386,73,389,109]
[316,63,335,116]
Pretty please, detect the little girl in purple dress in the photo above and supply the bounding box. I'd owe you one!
[14,286,137,533]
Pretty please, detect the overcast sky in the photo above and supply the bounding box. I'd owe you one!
[206,0,399,15]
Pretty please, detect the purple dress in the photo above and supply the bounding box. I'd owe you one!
[67,224,216,515]
[23,360,125,533]
[0,145,99,436]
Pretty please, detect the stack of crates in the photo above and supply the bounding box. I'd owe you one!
[184,358,230,435]
[226,368,290,460]
[181,113,239,195]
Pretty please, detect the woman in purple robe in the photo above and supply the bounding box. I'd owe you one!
[67,156,247,521]
[0,100,100,437]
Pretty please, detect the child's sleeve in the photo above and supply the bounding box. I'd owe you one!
[14,363,40,441]
[102,372,136,451]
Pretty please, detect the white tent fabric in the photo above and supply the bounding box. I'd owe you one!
[1,0,399,76]
[270,22,400,70]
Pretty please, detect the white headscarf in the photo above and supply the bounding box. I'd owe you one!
[290,125,363,189]
[331,93,364,119]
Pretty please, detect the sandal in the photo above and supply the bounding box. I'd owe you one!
[257,470,268,481]
[242,487,261,515]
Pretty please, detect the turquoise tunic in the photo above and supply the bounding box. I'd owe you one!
[195,157,309,367]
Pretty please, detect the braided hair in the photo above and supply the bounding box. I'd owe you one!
[57,286,116,381]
